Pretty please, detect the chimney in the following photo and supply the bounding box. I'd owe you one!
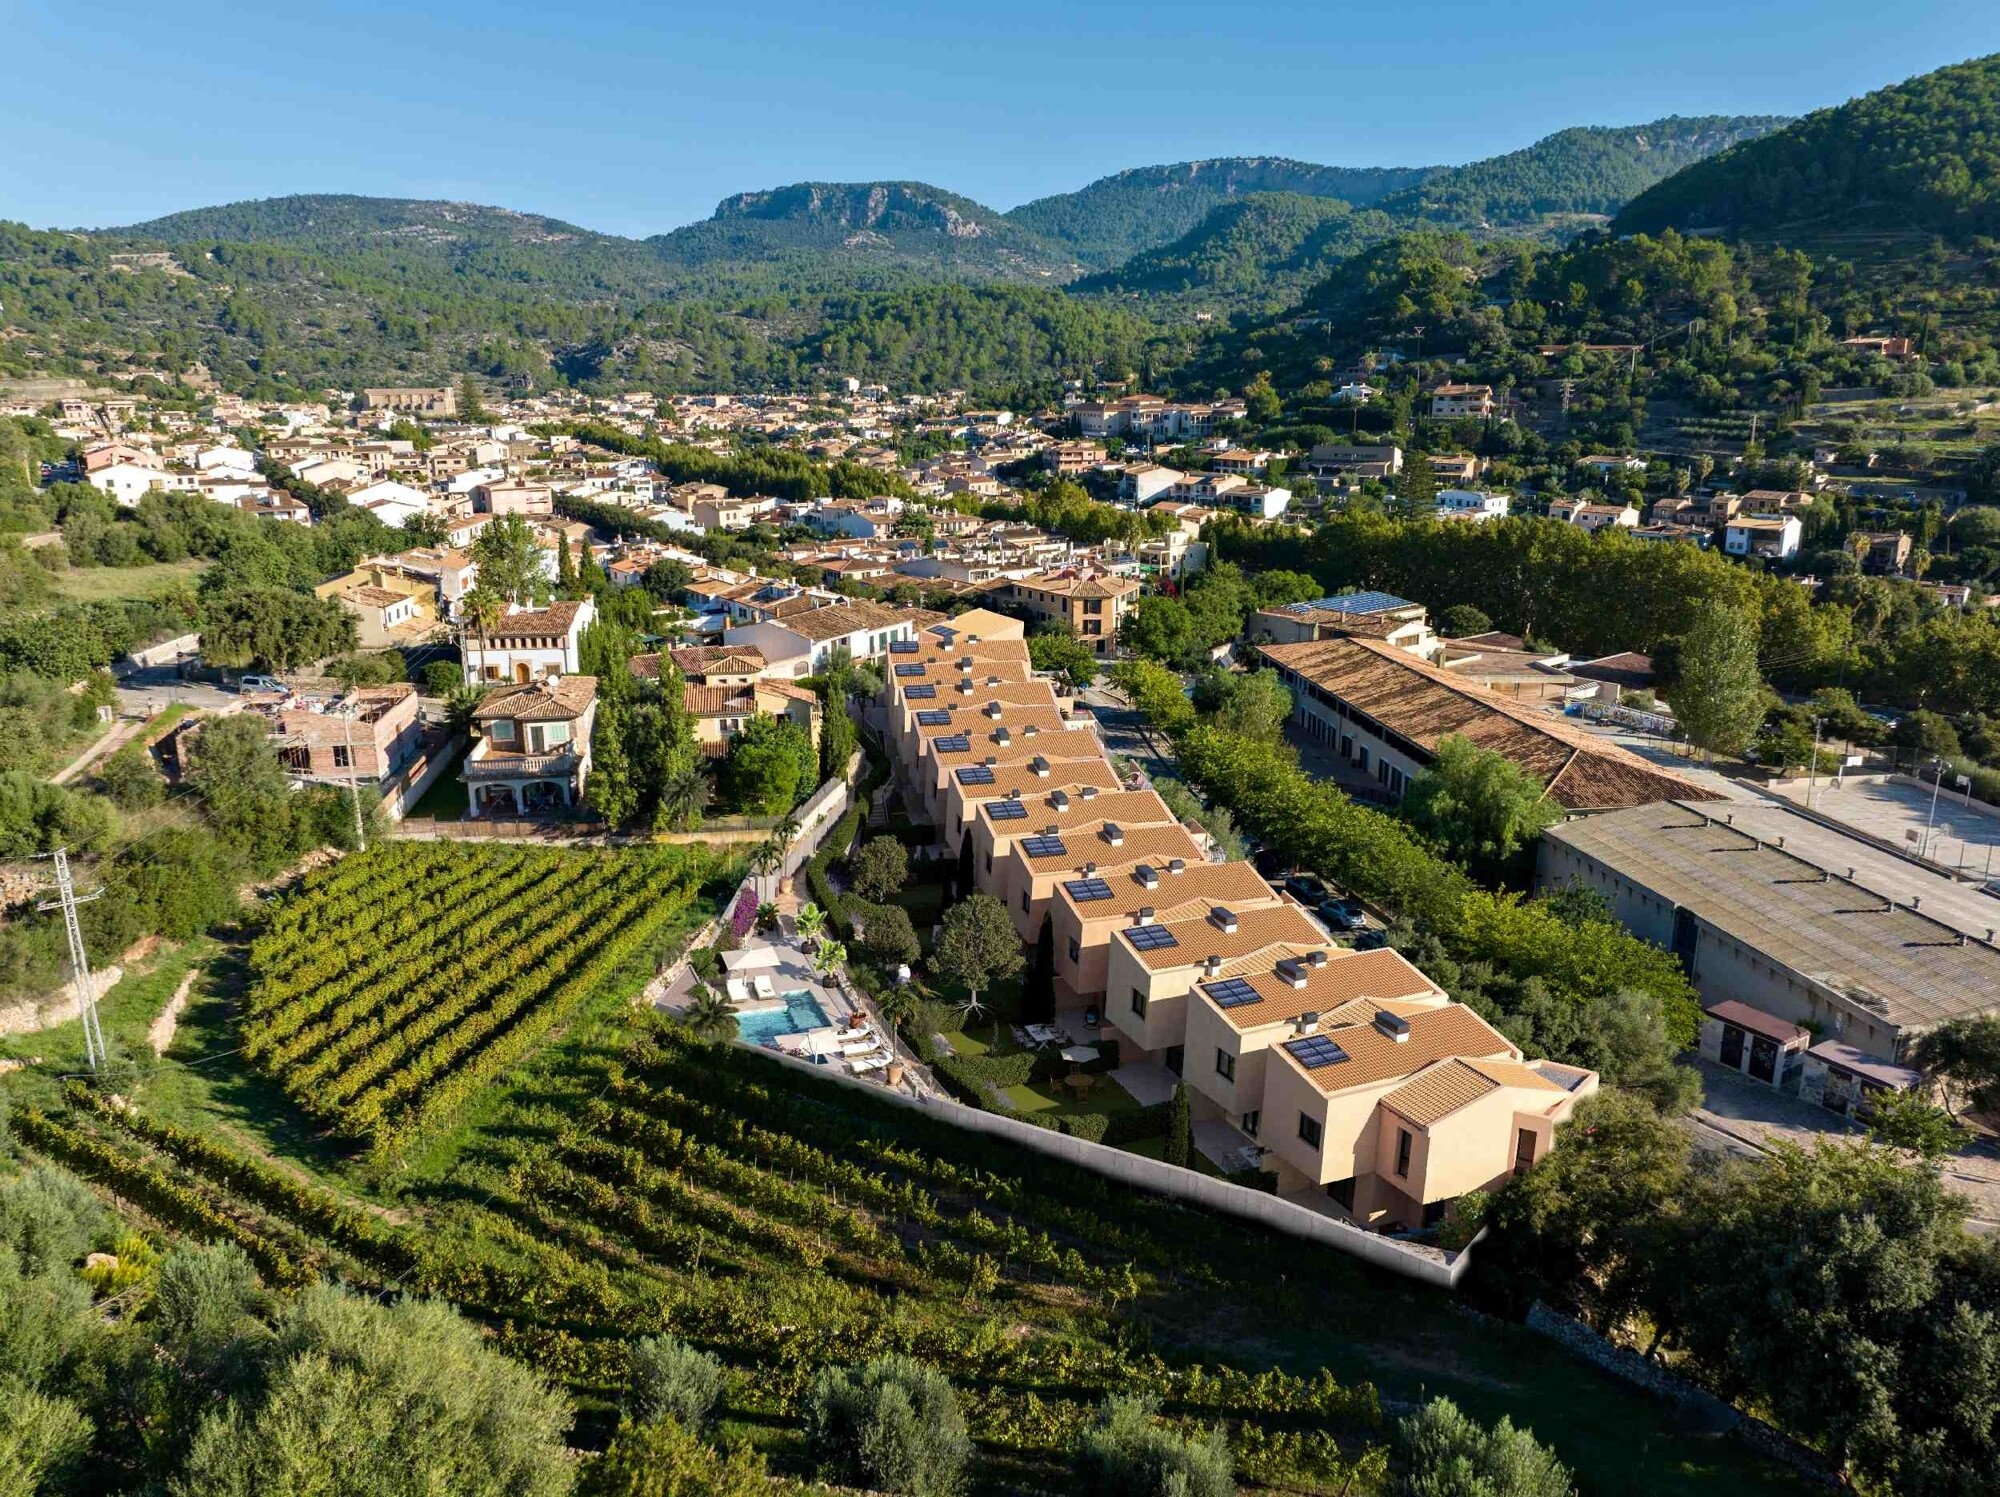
[993,727,1011,746]
[1083,861,1097,875]
[983,755,997,766]
[1101,823,1124,847]
[1276,958,1308,989]
[1203,954,1223,977]
[1373,1010,1411,1042]
[1080,785,1098,799]
[1293,1011,1320,1036]
[983,701,1002,718]
[1135,864,1159,889]
[1168,858,1186,874]
[1051,790,1070,811]
[1306,950,1329,968]
[1031,756,1050,776]
[1025,723,1039,736]
[956,679,974,694]
[1209,906,1238,934]
[1133,907,1155,924]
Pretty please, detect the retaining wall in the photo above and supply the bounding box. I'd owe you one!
[752,1043,1472,1289]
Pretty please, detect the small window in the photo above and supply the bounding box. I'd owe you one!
[1067,938,1080,963]
[1240,1110,1259,1138]
[1130,988,1148,1018]
[984,850,993,874]
[1326,1176,1355,1210]
[331,743,352,770]
[1395,1128,1413,1178]
[489,719,516,743]
[1297,1113,1322,1150]
[1021,890,1029,912]
[1215,1048,1235,1081]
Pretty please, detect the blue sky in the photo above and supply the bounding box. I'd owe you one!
[6,0,1997,237]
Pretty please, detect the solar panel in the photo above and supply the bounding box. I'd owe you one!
[1285,1035,1351,1069]
[893,663,926,677]
[956,765,996,786]
[1126,924,1179,952]
[935,734,971,753]
[915,710,952,726]
[987,799,1029,821]
[1064,877,1114,902]
[889,639,919,654]
[1202,977,1260,1009]
[904,683,937,699]
[1021,834,1067,858]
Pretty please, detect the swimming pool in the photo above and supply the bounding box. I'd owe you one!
[735,990,833,1046]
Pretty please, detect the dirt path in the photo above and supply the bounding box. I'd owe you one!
[51,718,141,786]
[147,968,201,1056]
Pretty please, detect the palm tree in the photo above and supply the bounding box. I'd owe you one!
[682,984,736,1043]
[748,837,785,901]
[460,585,504,689]
[774,811,803,849]
[795,902,826,950]
[656,758,707,833]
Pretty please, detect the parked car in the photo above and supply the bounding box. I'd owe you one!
[238,675,291,695]
[1317,896,1367,931]
[1353,929,1389,951]
[1283,872,1328,904]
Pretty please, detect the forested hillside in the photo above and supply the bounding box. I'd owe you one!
[1378,116,1789,229]
[1613,54,2000,239]
[1070,194,1400,304]
[1005,159,1439,267]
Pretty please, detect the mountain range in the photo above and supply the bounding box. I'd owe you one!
[17,58,2000,402]
[105,113,1790,299]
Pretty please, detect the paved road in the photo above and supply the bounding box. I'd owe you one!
[1688,1057,2000,1231]
[113,664,235,717]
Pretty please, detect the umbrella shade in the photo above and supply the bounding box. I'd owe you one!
[1059,1045,1099,1064]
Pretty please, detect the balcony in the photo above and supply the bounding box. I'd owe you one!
[462,743,582,780]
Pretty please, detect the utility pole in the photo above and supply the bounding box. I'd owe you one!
[36,849,105,1072]
[1921,755,1945,860]
[341,699,367,852]
[1805,716,1824,808]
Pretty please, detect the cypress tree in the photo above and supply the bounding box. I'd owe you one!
[1164,1082,1192,1168]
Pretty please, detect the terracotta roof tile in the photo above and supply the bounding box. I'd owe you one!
[1256,636,1718,811]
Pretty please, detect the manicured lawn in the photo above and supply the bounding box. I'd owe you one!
[1002,1070,1143,1118]
[49,558,206,603]
[405,749,469,819]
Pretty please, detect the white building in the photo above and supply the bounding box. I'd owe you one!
[90,462,168,506]
[467,597,596,685]
[1435,489,1511,523]
[347,480,433,529]
[726,600,921,677]
[1724,514,1803,561]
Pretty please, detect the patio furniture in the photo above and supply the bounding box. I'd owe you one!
[724,978,754,1003]
[751,975,778,1000]
[1064,1073,1095,1097]
[849,1053,892,1075]
[1025,1023,1064,1047]
[1059,1045,1099,1065]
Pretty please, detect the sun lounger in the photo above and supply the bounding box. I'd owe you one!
[751,975,778,1000]
[839,1037,884,1057]
[848,1053,892,1075]
[724,978,753,1003]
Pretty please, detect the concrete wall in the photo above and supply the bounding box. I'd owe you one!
[749,1041,1473,1289]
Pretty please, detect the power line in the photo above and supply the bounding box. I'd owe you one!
[35,849,106,1073]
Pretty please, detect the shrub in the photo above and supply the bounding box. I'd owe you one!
[96,740,164,811]
[1059,1113,1110,1143]
[586,1417,773,1497]
[803,1353,970,1497]
[1390,1396,1573,1497]
[625,1334,726,1430]
[858,903,921,966]
[422,661,464,698]
[1072,1393,1234,1497]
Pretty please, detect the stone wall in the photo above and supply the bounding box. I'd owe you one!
[1525,1303,1837,1486]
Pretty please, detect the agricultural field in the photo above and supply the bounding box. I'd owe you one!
[0,841,1814,1494]
[240,842,701,1149]
[47,556,207,602]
